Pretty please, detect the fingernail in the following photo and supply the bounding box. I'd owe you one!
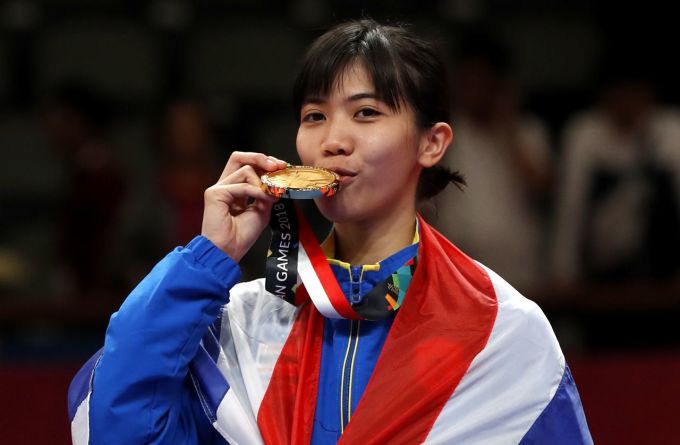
[266,157,277,164]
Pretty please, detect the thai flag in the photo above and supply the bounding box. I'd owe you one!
[68,220,592,444]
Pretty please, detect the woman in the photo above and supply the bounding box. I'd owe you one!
[68,19,592,445]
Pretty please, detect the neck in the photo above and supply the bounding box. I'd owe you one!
[333,209,417,265]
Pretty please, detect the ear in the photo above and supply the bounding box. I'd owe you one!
[417,122,454,168]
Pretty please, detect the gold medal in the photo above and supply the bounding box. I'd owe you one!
[261,166,340,199]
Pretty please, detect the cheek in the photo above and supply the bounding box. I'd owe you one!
[363,134,418,173]
[295,129,311,164]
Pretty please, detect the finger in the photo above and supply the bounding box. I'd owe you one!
[218,152,288,182]
[206,183,278,205]
[216,164,263,187]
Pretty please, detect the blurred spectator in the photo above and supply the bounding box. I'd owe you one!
[0,247,30,291]
[44,83,126,295]
[120,99,220,287]
[432,31,553,292]
[551,51,680,284]
[157,99,220,244]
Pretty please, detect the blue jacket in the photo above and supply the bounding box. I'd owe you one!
[68,236,417,444]
[68,232,592,444]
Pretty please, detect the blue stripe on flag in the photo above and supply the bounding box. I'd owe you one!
[203,322,222,363]
[211,307,224,342]
[67,347,104,421]
[189,343,230,422]
[519,365,594,445]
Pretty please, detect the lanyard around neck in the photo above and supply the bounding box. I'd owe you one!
[265,199,416,320]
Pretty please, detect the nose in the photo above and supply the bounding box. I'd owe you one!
[321,118,353,156]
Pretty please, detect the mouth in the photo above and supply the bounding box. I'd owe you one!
[324,166,358,187]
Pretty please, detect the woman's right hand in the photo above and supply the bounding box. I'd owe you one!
[201,151,288,262]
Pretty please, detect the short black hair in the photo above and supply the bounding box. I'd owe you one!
[293,19,450,128]
[293,19,464,199]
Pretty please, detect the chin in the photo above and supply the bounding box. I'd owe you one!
[314,195,365,224]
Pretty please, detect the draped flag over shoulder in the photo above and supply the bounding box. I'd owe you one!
[68,216,593,444]
[188,217,591,444]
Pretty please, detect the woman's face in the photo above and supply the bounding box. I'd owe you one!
[296,63,426,224]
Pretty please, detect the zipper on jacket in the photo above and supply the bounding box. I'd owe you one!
[340,319,361,432]
[349,265,363,304]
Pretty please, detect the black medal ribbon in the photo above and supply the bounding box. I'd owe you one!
[265,198,419,319]
[265,199,299,304]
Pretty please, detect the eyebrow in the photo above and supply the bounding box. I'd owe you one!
[302,92,380,105]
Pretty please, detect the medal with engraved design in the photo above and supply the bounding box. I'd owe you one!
[261,165,340,199]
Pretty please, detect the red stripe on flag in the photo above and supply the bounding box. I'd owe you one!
[258,217,497,444]
[338,216,498,444]
[295,206,358,319]
[257,286,324,445]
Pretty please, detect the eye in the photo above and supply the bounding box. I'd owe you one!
[302,112,325,122]
[355,108,381,119]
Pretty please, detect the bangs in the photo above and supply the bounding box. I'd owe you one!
[293,23,408,121]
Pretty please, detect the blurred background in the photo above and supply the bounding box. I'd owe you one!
[1,1,678,443]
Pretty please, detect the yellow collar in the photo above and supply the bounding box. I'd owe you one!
[320,221,420,271]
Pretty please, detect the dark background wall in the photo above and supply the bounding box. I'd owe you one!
[1,1,679,443]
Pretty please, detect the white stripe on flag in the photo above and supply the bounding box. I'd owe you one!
[213,278,301,442]
[297,244,342,319]
[213,389,264,445]
[424,264,565,444]
[71,393,91,445]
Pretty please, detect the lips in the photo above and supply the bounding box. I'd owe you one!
[324,166,358,188]
[325,166,357,177]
